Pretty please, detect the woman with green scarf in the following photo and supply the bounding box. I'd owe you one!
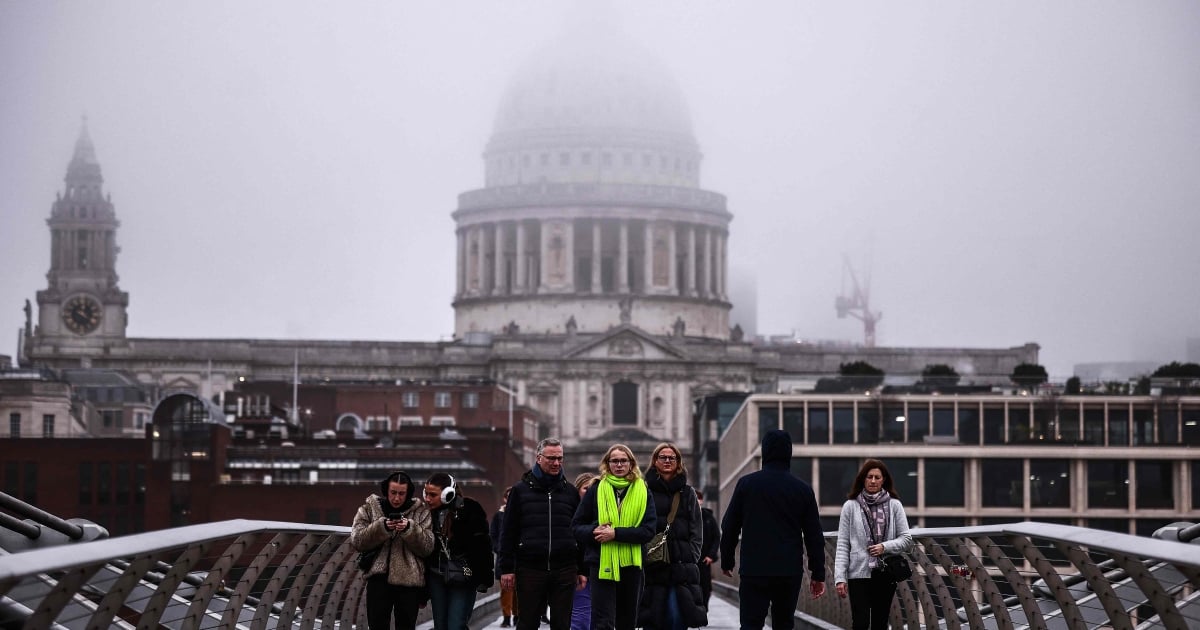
[572,444,657,630]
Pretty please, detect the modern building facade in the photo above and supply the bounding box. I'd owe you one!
[719,392,1200,536]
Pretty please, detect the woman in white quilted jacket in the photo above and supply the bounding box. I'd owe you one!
[834,459,913,630]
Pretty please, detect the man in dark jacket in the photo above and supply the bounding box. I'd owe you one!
[695,489,720,606]
[720,429,825,630]
[499,438,585,630]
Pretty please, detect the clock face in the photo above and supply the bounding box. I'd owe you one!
[62,295,102,335]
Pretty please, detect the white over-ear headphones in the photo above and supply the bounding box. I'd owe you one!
[440,474,457,504]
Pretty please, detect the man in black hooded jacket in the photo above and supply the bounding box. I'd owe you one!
[720,429,825,630]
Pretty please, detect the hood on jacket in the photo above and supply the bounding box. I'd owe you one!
[761,429,792,465]
[378,470,416,513]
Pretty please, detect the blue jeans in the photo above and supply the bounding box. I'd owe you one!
[665,587,686,630]
[427,573,478,630]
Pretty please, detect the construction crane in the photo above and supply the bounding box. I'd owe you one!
[835,255,882,347]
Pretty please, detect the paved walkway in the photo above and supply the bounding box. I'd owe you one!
[471,595,740,630]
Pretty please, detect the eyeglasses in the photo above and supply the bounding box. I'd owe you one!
[539,455,564,462]
[656,455,677,463]
[607,459,630,465]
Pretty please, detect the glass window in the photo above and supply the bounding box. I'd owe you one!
[819,458,859,506]
[958,406,980,445]
[981,459,1023,507]
[402,392,420,408]
[1135,461,1173,509]
[783,407,804,443]
[932,406,954,436]
[1087,518,1129,534]
[1009,406,1031,442]
[1032,404,1055,441]
[612,381,638,425]
[857,406,879,444]
[1183,408,1200,445]
[1083,408,1105,445]
[1132,408,1154,445]
[808,405,829,445]
[983,407,1004,445]
[1136,519,1175,537]
[1030,459,1070,508]
[758,405,779,439]
[97,463,111,505]
[881,404,904,442]
[23,462,36,504]
[434,392,452,408]
[1108,407,1129,446]
[79,462,93,504]
[9,412,19,438]
[888,458,918,505]
[3,462,17,495]
[1193,461,1200,513]
[924,459,964,507]
[42,414,55,437]
[305,508,320,524]
[1160,405,1179,444]
[463,392,479,409]
[906,407,929,443]
[923,517,967,528]
[790,457,812,481]
[1059,407,1080,442]
[1087,461,1128,509]
[116,462,131,505]
[135,464,146,505]
[832,406,854,443]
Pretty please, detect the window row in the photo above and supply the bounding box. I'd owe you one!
[402,391,479,409]
[6,413,57,437]
[794,457,1192,512]
[756,400,1200,446]
[492,151,696,174]
[78,461,147,506]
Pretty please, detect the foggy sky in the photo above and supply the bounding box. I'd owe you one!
[2,2,1198,379]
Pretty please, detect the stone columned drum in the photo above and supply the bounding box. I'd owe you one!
[452,26,733,341]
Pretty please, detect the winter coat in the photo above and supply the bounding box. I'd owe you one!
[699,507,720,563]
[720,429,825,581]
[570,477,657,570]
[430,496,495,590]
[637,469,706,630]
[489,506,506,575]
[498,468,582,575]
[350,493,435,587]
[833,498,913,584]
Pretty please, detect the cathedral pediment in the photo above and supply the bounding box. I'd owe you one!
[563,325,685,361]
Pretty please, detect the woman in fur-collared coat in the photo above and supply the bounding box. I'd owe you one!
[351,470,436,630]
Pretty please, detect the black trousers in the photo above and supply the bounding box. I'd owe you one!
[847,571,898,630]
[365,576,424,630]
[515,564,577,630]
[737,574,803,630]
[697,561,712,605]
[589,566,643,630]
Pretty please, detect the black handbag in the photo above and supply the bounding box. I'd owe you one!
[882,554,912,583]
[437,533,473,585]
[357,545,381,571]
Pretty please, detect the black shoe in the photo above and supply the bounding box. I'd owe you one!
[501,617,511,628]
[540,615,550,625]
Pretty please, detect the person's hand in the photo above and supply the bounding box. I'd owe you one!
[721,568,733,577]
[702,556,714,565]
[810,581,826,599]
[577,575,588,590]
[869,543,884,556]
[835,582,847,598]
[592,524,615,543]
[501,573,515,591]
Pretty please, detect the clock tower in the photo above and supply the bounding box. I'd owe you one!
[26,120,129,364]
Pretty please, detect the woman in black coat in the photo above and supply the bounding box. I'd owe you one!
[424,473,494,630]
[637,442,707,630]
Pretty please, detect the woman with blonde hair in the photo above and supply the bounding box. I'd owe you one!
[572,445,656,630]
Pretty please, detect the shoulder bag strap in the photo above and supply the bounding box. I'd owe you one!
[665,491,681,526]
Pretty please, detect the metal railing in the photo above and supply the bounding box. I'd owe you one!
[5,514,1200,628]
[797,521,1200,629]
[0,519,366,629]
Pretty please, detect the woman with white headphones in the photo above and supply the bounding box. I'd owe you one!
[424,472,494,630]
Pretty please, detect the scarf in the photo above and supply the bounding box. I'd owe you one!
[856,489,891,569]
[596,474,648,581]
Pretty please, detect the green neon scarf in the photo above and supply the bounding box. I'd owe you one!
[596,474,647,581]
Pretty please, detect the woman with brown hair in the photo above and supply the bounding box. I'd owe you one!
[638,443,706,630]
[834,458,913,629]
[424,472,494,630]
[572,445,656,630]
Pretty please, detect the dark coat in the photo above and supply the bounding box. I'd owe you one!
[498,468,582,575]
[719,429,826,581]
[700,506,720,563]
[489,506,506,575]
[637,469,706,629]
[431,496,495,590]
[571,476,657,571]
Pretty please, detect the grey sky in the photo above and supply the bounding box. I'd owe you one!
[2,2,1198,379]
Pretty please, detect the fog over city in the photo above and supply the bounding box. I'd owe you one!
[1,1,1198,379]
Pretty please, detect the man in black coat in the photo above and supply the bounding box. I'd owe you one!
[498,438,585,630]
[720,429,826,630]
[695,489,720,606]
